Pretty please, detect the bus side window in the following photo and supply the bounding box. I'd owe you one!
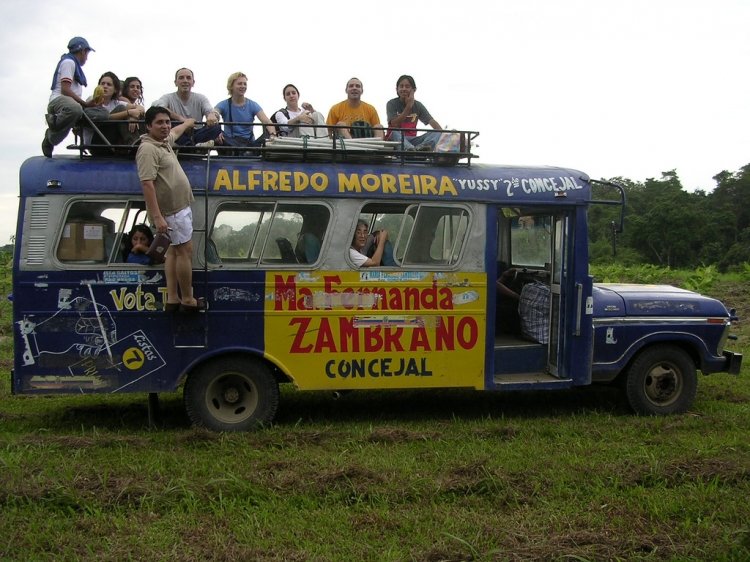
[113,205,149,263]
[353,203,409,267]
[401,205,469,266]
[353,203,469,267]
[294,206,329,264]
[211,203,273,262]
[275,237,297,263]
[510,215,551,268]
[57,201,120,264]
[264,204,330,265]
[210,202,329,266]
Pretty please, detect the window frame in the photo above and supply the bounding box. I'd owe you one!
[350,202,472,269]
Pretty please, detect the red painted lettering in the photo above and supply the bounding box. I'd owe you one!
[289,317,313,352]
[383,327,404,352]
[457,317,478,349]
[274,275,297,311]
[409,327,431,351]
[315,318,337,353]
[364,327,383,352]
[339,317,360,353]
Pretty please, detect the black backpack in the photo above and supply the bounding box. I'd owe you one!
[350,120,373,139]
[269,108,290,124]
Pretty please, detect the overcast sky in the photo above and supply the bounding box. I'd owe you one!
[0,0,748,245]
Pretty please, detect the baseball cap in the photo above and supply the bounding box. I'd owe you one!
[67,37,95,53]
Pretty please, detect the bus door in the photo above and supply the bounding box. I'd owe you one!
[493,209,571,383]
[547,214,566,376]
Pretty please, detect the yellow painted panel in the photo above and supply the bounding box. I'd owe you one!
[264,270,487,390]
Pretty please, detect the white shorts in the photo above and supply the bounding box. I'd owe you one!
[165,207,193,245]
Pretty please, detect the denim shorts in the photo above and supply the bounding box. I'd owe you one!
[164,207,193,245]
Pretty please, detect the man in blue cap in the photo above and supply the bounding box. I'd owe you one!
[43,36,96,157]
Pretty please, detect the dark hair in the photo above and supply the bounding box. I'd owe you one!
[121,76,144,104]
[123,224,154,261]
[175,67,193,80]
[145,106,170,126]
[352,219,369,244]
[396,74,416,89]
[282,83,299,97]
[98,71,121,99]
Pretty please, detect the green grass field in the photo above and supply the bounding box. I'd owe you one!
[1,264,748,561]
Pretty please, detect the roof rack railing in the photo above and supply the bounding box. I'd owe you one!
[66,120,479,166]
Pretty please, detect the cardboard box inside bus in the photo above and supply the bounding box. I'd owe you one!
[57,220,106,261]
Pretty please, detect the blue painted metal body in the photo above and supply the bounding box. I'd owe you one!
[591,284,741,380]
[11,155,741,399]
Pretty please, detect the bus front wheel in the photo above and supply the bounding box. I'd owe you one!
[184,357,279,431]
[625,345,697,415]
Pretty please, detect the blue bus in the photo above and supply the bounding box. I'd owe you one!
[11,140,742,430]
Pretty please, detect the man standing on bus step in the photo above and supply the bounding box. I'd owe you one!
[136,106,206,313]
[326,77,384,139]
[43,37,96,157]
[152,68,221,147]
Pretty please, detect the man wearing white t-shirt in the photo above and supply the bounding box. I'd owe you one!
[44,36,96,157]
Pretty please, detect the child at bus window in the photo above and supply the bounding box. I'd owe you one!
[350,219,389,267]
[124,224,154,265]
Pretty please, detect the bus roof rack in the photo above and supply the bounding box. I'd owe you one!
[66,120,479,167]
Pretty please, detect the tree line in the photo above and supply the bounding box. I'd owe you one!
[588,163,750,270]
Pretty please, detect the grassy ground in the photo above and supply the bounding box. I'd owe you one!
[1,266,748,561]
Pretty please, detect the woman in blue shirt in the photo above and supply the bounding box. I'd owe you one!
[214,72,276,151]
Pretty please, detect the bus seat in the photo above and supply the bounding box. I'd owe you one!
[206,239,221,264]
[295,232,321,264]
[275,237,298,263]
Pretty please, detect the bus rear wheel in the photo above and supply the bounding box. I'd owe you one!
[184,357,279,431]
[625,345,697,415]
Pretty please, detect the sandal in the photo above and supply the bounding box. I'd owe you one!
[164,302,180,313]
[179,297,208,313]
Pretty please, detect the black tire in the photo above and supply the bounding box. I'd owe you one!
[625,345,697,415]
[184,357,279,431]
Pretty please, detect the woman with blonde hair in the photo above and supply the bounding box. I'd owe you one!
[214,71,275,151]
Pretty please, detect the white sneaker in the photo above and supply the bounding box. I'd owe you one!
[195,140,215,148]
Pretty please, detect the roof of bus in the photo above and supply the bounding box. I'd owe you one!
[20,155,592,204]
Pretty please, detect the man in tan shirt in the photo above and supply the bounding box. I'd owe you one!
[136,106,205,312]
